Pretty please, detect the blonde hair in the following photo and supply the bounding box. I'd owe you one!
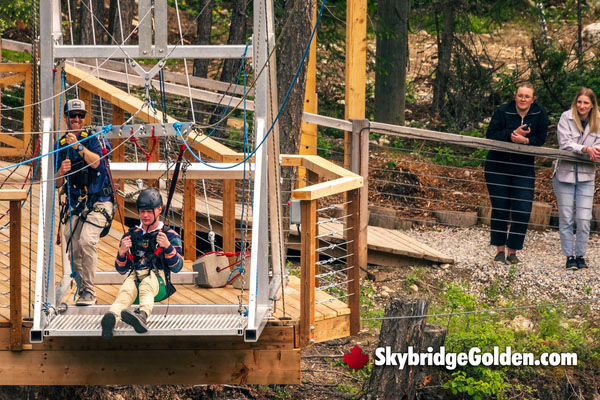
[571,87,600,134]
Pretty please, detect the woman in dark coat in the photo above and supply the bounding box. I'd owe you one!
[484,82,549,264]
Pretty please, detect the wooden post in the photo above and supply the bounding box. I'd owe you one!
[223,179,236,260]
[23,66,32,157]
[300,199,317,347]
[297,0,319,189]
[306,170,319,288]
[112,105,125,227]
[9,200,22,351]
[183,179,196,261]
[344,0,367,170]
[347,189,361,336]
[351,119,369,274]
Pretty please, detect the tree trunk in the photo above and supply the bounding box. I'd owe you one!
[191,0,215,122]
[193,0,214,78]
[80,0,105,45]
[374,0,409,125]
[209,0,251,136]
[108,0,134,45]
[277,0,314,203]
[431,0,455,115]
[277,0,313,157]
[363,295,447,400]
[79,0,93,44]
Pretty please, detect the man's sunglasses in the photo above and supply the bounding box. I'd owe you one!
[69,112,86,119]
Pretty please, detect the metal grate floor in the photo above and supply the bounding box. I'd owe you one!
[43,305,247,337]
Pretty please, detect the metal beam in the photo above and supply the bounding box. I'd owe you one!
[54,45,252,59]
[109,162,254,180]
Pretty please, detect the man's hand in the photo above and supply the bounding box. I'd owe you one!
[58,159,71,175]
[118,236,132,257]
[64,132,78,148]
[156,232,170,249]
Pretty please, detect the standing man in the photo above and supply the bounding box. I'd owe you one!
[101,188,183,339]
[56,99,114,306]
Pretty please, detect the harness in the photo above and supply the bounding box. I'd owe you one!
[127,225,176,302]
[58,129,115,242]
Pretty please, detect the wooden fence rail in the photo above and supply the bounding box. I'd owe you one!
[0,189,27,351]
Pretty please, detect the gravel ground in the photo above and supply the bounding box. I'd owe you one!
[408,226,600,312]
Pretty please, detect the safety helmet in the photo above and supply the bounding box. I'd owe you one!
[136,188,163,210]
[64,99,87,116]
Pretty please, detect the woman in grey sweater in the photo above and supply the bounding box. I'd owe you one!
[553,87,600,270]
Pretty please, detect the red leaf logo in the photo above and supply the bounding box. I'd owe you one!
[343,344,369,370]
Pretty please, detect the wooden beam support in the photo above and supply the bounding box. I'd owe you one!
[0,63,30,73]
[291,176,363,201]
[0,148,25,157]
[186,129,243,163]
[223,179,236,259]
[9,200,22,351]
[0,133,24,149]
[344,0,367,169]
[23,67,32,156]
[0,73,25,89]
[300,199,317,347]
[111,105,126,228]
[183,179,196,261]
[347,189,362,336]
[0,348,301,384]
[297,0,319,189]
[0,190,27,201]
[64,64,174,124]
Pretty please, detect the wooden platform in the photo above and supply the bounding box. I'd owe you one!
[119,181,454,266]
[0,162,353,384]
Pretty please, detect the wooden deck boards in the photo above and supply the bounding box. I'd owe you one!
[0,162,349,326]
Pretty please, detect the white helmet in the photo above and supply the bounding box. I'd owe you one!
[64,99,87,115]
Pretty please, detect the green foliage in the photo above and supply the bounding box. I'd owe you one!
[445,370,510,400]
[431,282,600,399]
[0,0,31,35]
[1,49,31,62]
[361,281,384,331]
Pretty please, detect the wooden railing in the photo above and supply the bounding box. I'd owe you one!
[0,189,27,351]
[0,62,32,157]
[63,59,367,346]
[285,155,365,347]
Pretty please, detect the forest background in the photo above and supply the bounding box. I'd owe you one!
[2,0,600,399]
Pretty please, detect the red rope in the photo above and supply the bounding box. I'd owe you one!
[129,126,158,171]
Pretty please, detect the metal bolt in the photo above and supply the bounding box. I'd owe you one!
[310,325,315,332]
[310,339,315,344]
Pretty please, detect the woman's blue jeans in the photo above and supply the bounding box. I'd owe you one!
[553,175,595,257]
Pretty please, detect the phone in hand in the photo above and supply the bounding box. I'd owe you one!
[522,123,531,130]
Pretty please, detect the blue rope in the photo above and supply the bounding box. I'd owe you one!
[175,0,327,169]
[0,128,103,175]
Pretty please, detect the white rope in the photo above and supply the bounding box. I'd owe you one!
[66,0,78,98]
[174,0,196,123]
[116,0,132,95]
[88,0,105,125]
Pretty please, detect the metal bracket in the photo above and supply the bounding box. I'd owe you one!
[99,122,193,139]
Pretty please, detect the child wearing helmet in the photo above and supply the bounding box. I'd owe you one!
[100,188,184,339]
